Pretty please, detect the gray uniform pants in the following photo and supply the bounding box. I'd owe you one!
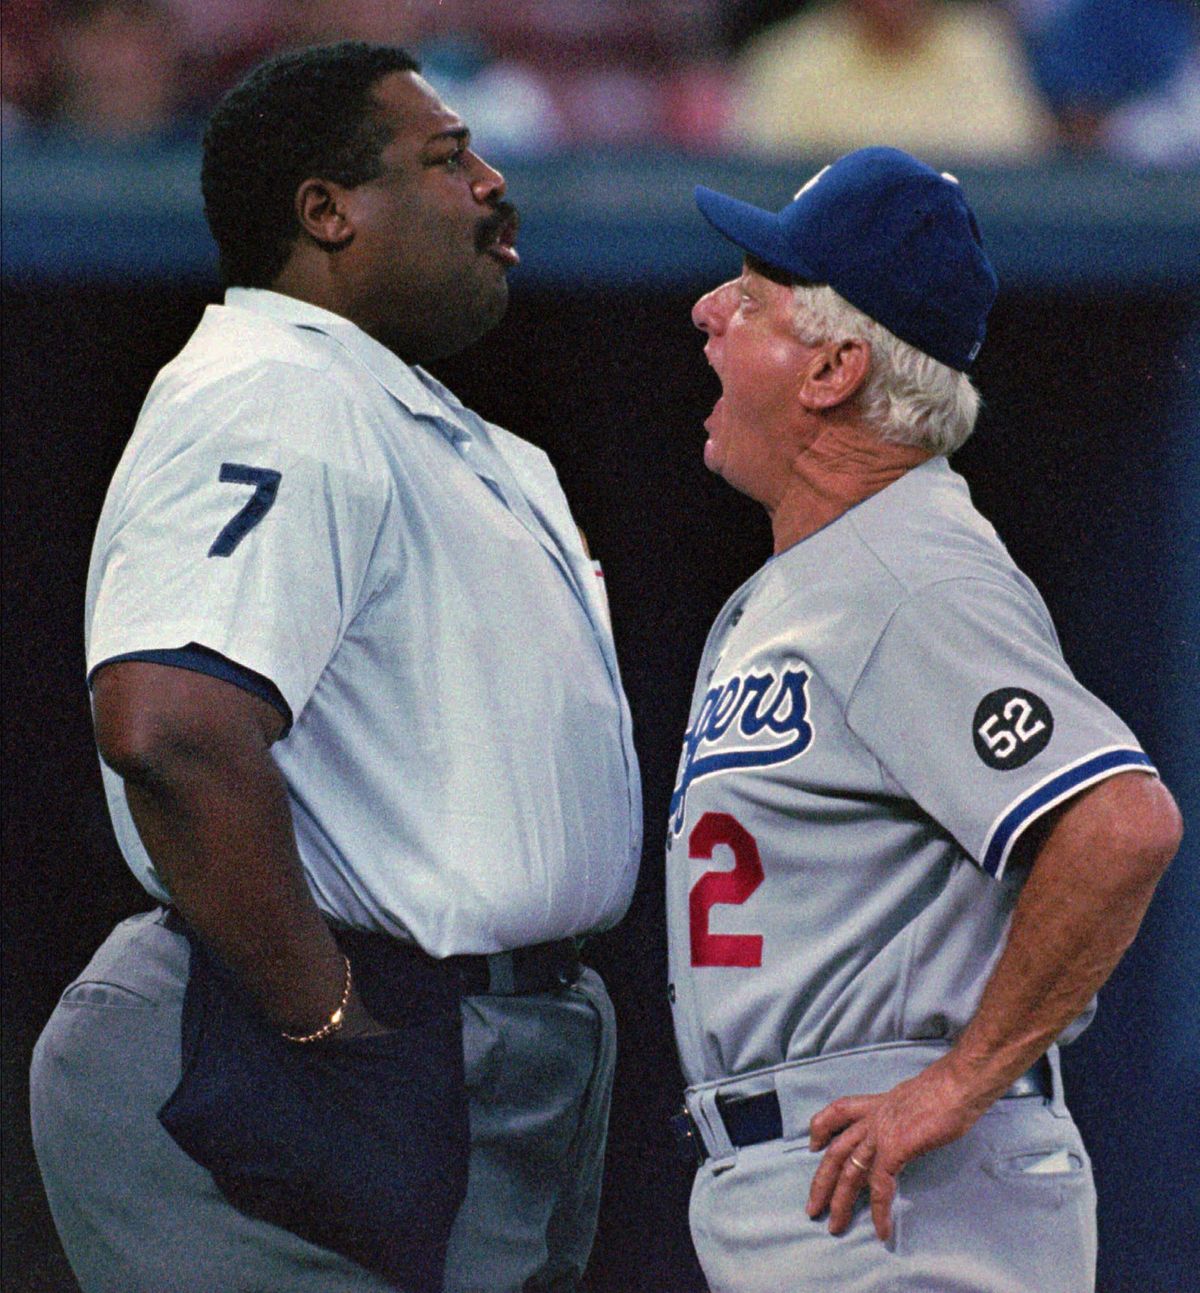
[686,1043,1098,1293]
[30,909,616,1293]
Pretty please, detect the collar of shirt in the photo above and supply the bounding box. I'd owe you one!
[223,287,481,441]
[224,287,542,506]
[221,287,594,604]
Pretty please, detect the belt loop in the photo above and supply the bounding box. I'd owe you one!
[686,1087,735,1162]
[1045,1044,1067,1116]
[485,952,516,995]
[774,1072,808,1143]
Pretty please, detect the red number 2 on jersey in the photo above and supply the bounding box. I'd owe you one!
[688,811,763,967]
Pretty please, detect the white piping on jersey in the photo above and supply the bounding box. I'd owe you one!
[981,745,1156,879]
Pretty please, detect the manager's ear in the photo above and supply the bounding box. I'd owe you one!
[294,178,355,252]
[798,338,870,411]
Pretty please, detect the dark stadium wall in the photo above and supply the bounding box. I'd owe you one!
[3,279,1197,1292]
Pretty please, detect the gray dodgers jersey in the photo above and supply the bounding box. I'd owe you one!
[87,289,641,955]
[667,458,1154,1087]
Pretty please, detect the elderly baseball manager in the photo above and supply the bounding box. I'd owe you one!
[666,147,1182,1292]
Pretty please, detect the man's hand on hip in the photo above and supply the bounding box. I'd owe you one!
[804,1054,994,1242]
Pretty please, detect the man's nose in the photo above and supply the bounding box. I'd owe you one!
[692,281,733,335]
[469,153,506,203]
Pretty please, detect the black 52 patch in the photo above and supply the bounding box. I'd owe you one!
[973,688,1053,769]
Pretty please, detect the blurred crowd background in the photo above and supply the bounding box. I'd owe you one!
[4,0,1199,166]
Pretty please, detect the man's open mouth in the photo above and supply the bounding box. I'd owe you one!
[479,206,520,267]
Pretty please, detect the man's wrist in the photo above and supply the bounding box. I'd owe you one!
[281,954,353,1043]
[938,1039,1044,1111]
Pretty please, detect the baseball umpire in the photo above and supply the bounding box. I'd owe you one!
[30,42,640,1293]
[667,147,1182,1291]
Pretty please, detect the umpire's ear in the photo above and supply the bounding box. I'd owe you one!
[798,338,870,411]
[294,178,356,253]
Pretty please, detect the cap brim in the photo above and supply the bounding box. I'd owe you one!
[694,186,819,282]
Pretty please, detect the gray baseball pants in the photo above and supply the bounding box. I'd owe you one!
[30,908,615,1293]
[686,1042,1097,1293]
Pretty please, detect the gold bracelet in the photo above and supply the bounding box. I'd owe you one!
[281,954,353,1044]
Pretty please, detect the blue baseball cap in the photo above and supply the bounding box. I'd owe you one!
[694,147,999,371]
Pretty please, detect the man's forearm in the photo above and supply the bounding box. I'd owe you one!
[943,771,1182,1103]
[122,739,352,1034]
[94,660,377,1037]
[806,771,1182,1239]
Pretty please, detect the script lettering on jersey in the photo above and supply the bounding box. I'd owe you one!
[669,666,813,836]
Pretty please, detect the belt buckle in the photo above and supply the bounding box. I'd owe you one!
[670,1106,707,1167]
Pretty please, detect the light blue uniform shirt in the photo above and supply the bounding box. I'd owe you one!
[86,289,641,955]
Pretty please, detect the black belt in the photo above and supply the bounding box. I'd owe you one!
[162,908,581,1001]
[444,940,582,996]
[672,1055,1054,1166]
[333,924,582,998]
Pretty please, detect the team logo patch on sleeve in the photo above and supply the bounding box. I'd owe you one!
[973,688,1053,769]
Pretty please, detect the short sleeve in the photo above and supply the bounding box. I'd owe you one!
[87,369,392,720]
[846,577,1155,878]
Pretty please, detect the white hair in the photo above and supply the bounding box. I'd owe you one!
[790,285,982,456]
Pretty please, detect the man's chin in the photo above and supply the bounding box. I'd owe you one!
[456,279,510,350]
[400,288,509,363]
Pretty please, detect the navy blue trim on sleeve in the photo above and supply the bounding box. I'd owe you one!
[88,644,293,735]
[981,747,1155,877]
